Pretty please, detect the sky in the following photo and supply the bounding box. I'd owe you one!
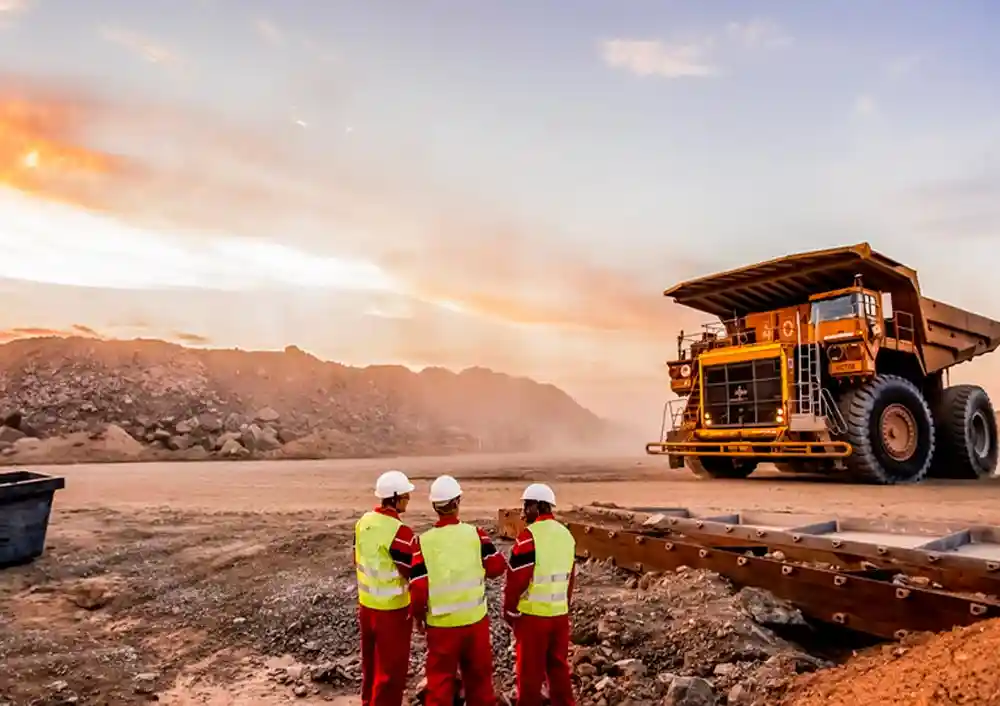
[0,0,998,429]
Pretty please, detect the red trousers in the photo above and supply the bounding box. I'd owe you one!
[514,614,575,706]
[360,605,413,706]
[425,617,496,706]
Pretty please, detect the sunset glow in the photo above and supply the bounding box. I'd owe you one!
[0,0,996,424]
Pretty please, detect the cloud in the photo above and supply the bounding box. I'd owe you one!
[0,324,105,344]
[852,94,879,118]
[173,331,211,345]
[0,73,694,344]
[726,20,792,49]
[255,18,284,47]
[599,38,718,79]
[72,324,102,337]
[601,19,789,79]
[0,191,398,292]
[99,25,184,70]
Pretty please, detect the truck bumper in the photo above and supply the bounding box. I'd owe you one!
[645,440,853,459]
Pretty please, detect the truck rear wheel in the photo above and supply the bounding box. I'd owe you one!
[838,374,935,484]
[930,384,998,479]
[687,456,759,479]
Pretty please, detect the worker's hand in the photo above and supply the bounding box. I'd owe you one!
[414,617,426,635]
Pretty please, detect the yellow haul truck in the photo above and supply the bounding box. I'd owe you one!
[646,243,1000,484]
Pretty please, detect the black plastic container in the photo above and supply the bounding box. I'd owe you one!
[0,470,65,567]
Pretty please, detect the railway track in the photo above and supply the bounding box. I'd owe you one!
[496,504,1000,640]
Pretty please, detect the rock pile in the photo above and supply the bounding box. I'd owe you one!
[554,560,828,706]
[250,555,827,706]
[0,336,607,461]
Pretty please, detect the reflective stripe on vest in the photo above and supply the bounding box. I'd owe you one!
[517,519,576,617]
[420,523,487,628]
[355,511,410,610]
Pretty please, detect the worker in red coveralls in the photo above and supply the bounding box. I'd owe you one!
[409,474,507,706]
[355,470,418,706]
[503,483,577,706]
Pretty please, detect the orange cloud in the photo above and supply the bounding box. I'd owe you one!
[0,74,700,348]
[0,80,125,211]
[173,331,211,344]
[0,324,105,343]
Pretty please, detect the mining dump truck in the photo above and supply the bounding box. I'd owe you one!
[645,243,1000,484]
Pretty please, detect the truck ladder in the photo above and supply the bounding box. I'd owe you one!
[682,371,701,426]
[792,316,847,433]
[794,316,822,417]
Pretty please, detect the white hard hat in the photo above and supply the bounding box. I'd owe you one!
[521,483,556,506]
[375,470,415,499]
[429,475,462,503]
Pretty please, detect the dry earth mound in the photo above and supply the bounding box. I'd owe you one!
[0,336,606,462]
[782,618,1000,706]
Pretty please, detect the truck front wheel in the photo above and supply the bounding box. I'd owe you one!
[687,456,759,479]
[930,384,998,479]
[838,374,936,484]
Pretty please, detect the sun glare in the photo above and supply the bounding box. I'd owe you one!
[0,189,400,293]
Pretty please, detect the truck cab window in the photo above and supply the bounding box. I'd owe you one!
[863,293,878,323]
[811,294,861,324]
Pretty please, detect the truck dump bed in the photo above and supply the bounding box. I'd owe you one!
[920,297,1000,373]
[664,242,1000,374]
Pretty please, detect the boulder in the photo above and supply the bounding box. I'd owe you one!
[167,435,193,451]
[219,438,249,457]
[664,676,715,706]
[197,413,222,433]
[255,407,280,423]
[0,425,26,444]
[736,587,808,628]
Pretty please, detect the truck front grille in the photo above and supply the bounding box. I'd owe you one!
[702,358,782,427]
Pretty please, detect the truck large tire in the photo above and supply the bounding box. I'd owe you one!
[930,384,998,480]
[837,374,936,484]
[687,456,759,479]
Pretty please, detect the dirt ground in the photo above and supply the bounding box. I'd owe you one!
[31,453,1000,522]
[6,453,1000,706]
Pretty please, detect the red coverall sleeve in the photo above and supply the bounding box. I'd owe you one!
[477,527,508,578]
[408,536,429,623]
[503,528,535,616]
[389,524,415,579]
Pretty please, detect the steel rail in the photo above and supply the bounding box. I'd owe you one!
[566,505,1000,596]
[496,507,1000,639]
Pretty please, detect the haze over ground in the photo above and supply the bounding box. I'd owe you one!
[0,0,997,430]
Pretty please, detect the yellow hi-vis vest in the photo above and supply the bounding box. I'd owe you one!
[517,519,576,617]
[355,511,410,611]
[420,523,487,628]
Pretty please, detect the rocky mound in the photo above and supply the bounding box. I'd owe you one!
[0,336,606,462]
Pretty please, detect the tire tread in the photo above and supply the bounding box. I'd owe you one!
[932,384,997,480]
[839,374,935,485]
